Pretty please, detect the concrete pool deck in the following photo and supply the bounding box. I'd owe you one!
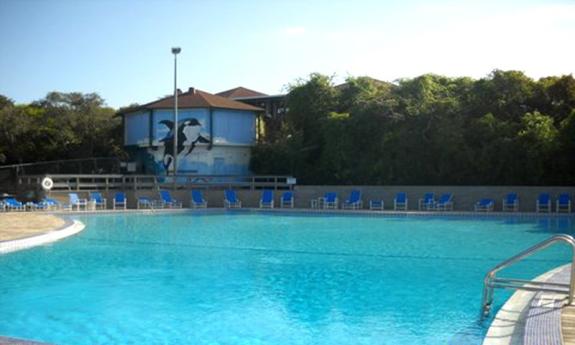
[0,214,84,254]
[0,214,66,241]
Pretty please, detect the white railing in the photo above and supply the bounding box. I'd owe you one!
[19,174,295,191]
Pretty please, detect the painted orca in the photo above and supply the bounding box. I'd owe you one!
[157,118,210,171]
[181,118,210,156]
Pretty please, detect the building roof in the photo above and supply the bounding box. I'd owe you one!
[216,87,268,99]
[122,87,263,114]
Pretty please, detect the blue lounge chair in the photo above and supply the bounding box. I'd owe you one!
[259,189,274,208]
[418,193,435,211]
[224,189,242,208]
[191,190,207,208]
[322,192,338,209]
[435,193,453,211]
[113,192,127,210]
[42,198,61,210]
[502,193,519,212]
[369,199,384,211]
[160,190,182,208]
[90,192,107,210]
[556,193,571,213]
[536,193,551,213]
[28,200,48,211]
[137,196,156,209]
[280,191,294,208]
[4,197,24,211]
[394,192,407,211]
[342,190,362,210]
[68,193,87,211]
[475,198,494,212]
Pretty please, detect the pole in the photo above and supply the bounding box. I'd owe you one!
[171,47,181,176]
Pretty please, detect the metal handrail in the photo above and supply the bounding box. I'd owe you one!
[480,234,575,318]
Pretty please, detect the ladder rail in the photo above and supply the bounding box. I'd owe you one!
[481,234,575,318]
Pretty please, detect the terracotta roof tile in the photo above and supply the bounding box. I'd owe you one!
[216,87,268,99]
[136,87,263,112]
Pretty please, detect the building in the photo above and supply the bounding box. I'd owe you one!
[121,87,262,175]
[216,87,287,121]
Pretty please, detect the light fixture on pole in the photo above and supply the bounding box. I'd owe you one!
[171,47,181,176]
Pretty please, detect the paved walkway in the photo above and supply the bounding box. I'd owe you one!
[0,214,65,241]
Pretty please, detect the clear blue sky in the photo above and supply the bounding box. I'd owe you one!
[1,0,574,109]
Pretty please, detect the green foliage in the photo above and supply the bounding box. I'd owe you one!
[251,72,575,185]
[0,92,125,165]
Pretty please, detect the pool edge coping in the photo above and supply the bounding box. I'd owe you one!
[482,264,570,345]
[28,206,575,218]
[0,218,85,254]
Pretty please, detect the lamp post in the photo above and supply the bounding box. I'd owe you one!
[171,47,181,176]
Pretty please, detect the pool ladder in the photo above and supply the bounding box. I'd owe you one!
[480,234,575,319]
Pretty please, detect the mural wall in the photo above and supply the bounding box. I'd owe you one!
[124,111,150,146]
[124,108,256,175]
[212,110,256,146]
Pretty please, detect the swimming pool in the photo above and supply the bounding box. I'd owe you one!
[0,212,573,344]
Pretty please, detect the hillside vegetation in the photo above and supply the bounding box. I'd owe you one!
[251,71,575,185]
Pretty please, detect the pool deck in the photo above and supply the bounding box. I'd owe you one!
[0,214,84,254]
[0,214,66,241]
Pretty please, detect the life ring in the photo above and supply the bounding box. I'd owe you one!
[41,177,54,191]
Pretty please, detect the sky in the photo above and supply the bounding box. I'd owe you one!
[0,0,574,109]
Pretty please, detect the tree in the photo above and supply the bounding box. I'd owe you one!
[0,92,125,166]
[250,70,574,185]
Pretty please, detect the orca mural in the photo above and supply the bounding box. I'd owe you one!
[122,90,259,176]
[153,118,211,172]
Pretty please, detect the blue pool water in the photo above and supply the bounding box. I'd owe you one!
[1,212,574,345]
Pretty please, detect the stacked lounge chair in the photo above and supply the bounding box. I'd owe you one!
[418,193,435,211]
[191,190,207,208]
[280,191,294,208]
[159,190,182,208]
[259,190,274,208]
[4,197,24,211]
[502,193,519,212]
[137,196,155,209]
[435,193,453,211]
[224,189,242,208]
[90,192,107,210]
[475,198,494,212]
[322,192,338,209]
[68,193,88,211]
[41,197,61,211]
[536,193,551,213]
[369,199,384,211]
[113,192,127,210]
[394,192,408,211]
[556,193,572,213]
[342,190,362,210]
